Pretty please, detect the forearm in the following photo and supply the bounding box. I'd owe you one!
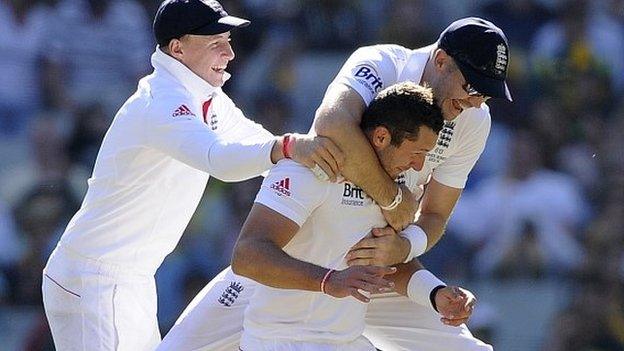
[387,259,426,296]
[270,135,285,163]
[313,85,397,206]
[416,212,448,251]
[206,136,276,181]
[232,238,326,292]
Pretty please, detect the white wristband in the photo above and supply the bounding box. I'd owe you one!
[407,270,446,313]
[400,225,428,263]
[380,186,402,211]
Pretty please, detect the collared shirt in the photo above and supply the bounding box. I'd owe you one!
[242,160,421,344]
[332,44,491,189]
[56,48,275,275]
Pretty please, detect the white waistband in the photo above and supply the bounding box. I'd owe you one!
[44,245,153,281]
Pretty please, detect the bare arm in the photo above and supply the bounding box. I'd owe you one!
[231,203,326,292]
[231,203,395,302]
[313,84,417,230]
[416,179,462,250]
[389,258,477,326]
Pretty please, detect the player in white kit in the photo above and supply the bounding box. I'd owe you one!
[40,1,359,350]
[158,17,511,350]
[231,82,475,350]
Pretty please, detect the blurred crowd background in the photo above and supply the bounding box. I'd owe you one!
[0,0,622,350]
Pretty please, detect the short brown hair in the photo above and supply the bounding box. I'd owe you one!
[360,82,444,146]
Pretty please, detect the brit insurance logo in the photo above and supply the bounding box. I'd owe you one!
[341,183,370,207]
[353,64,383,95]
[270,177,291,197]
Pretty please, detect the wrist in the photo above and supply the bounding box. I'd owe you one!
[380,184,402,211]
[407,270,446,313]
[282,134,294,159]
[320,269,335,295]
[399,225,428,263]
[429,285,446,312]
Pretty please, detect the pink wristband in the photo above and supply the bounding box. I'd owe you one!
[282,134,294,159]
[320,269,335,294]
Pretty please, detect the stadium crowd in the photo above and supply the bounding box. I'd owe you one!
[0,0,622,350]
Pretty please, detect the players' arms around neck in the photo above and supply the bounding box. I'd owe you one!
[231,203,395,302]
[313,84,417,231]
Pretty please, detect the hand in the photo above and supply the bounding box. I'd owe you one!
[324,266,396,303]
[381,184,418,231]
[434,286,476,327]
[290,134,345,182]
[346,227,410,266]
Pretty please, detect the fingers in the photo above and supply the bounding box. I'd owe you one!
[440,316,469,327]
[314,140,342,175]
[346,250,374,266]
[372,226,396,237]
[347,258,373,266]
[352,279,394,294]
[364,265,397,277]
[349,237,376,251]
[349,288,370,303]
[310,154,335,182]
[347,248,375,259]
[321,138,345,170]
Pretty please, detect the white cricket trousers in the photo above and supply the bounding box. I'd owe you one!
[240,333,375,351]
[42,246,161,351]
[157,267,493,351]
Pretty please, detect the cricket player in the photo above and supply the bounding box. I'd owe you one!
[41,1,366,350]
[230,82,480,350]
[158,17,510,350]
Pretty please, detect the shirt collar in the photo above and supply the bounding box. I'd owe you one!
[150,47,231,101]
[403,44,436,86]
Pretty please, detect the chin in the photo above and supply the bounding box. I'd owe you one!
[208,78,225,87]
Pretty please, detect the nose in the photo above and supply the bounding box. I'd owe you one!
[224,42,235,61]
[466,96,486,108]
[410,155,426,171]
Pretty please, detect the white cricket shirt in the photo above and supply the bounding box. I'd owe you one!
[241,161,420,345]
[332,44,491,189]
[55,48,275,275]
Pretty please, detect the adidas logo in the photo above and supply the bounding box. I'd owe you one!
[270,177,291,197]
[172,104,195,118]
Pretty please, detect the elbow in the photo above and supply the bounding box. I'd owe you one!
[231,238,254,277]
[313,105,333,136]
[210,170,254,183]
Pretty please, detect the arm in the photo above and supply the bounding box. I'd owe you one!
[231,203,395,302]
[347,180,461,266]
[145,95,343,182]
[416,179,462,250]
[389,259,476,326]
[232,203,325,291]
[314,83,417,230]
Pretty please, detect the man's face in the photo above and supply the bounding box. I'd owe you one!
[171,32,235,87]
[373,126,439,179]
[428,51,489,120]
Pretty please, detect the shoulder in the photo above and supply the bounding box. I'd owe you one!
[264,160,325,186]
[146,74,199,119]
[456,104,491,136]
[349,44,411,65]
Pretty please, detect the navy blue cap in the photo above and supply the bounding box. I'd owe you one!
[153,0,250,47]
[438,17,512,101]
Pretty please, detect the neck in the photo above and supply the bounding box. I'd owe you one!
[420,49,436,86]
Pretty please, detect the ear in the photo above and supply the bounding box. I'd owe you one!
[167,38,184,60]
[371,126,392,149]
[432,48,450,70]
